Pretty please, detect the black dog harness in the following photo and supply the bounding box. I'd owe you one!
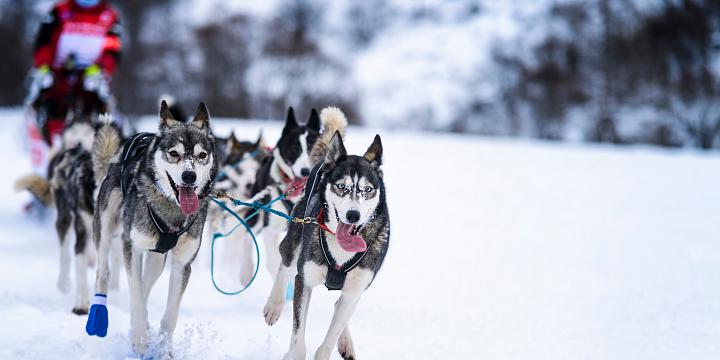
[303,164,367,291]
[147,205,196,253]
[120,132,196,254]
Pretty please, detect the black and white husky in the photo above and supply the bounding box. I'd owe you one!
[14,115,119,315]
[86,101,218,356]
[232,107,327,284]
[265,127,390,360]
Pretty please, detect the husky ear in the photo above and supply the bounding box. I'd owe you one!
[324,131,347,166]
[282,107,298,133]
[363,134,383,167]
[227,131,238,148]
[159,100,180,130]
[307,108,321,131]
[254,130,265,148]
[192,102,210,130]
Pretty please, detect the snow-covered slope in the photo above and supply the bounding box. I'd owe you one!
[1,109,719,359]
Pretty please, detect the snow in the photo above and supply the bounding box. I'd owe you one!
[1,109,720,359]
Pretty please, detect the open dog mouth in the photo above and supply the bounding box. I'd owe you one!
[333,208,367,252]
[167,171,199,215]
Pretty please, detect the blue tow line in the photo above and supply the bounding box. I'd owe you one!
[209,193,289,295]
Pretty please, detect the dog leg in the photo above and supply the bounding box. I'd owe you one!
[86,233,97,268]
[56,212,73,294]
[236,230,256,287]
[92,192,120,296]
[109,233,123,290]
[142,251,167,302]
[313,294,361,360]
[71,211,92,315]
[283,275,313,360]
[264,255,296,325]
[337,326,356,360]
[126,246,150,355]
[159,259,192,348]
[314,270,374,360]
[262,225,283,277]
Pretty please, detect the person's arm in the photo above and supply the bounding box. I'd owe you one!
[97,16,122,75]
[33,7,60,68]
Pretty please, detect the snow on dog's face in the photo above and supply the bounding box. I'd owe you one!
[323,133,384,252]
[274,107,320,180]
[154,101,217,215]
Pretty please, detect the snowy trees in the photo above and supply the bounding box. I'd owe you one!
[1,0,720,149]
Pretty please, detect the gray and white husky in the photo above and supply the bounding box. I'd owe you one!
[264,127,390,360]
[89,101,217,355]
[14,115,115,315]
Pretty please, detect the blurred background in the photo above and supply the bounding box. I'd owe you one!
[2,2,720,358]
[2,0,720,148]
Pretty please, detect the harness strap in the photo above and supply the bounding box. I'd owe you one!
[147,204,197,253]
[316,201,366,291]
[318,228,367,291]
[120,132,154,196]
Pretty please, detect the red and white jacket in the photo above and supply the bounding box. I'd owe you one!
[33,0,121,75]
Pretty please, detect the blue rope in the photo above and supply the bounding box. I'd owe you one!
[209,193,288,295]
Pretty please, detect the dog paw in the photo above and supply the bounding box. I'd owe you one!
[337,335,356,359]
[72,306,89,315]
[263,299,285,326]
[56,277,70,294]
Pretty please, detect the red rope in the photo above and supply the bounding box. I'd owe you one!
[316,207,335,235]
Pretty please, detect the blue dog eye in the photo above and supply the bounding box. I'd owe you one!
[336,183,345,190]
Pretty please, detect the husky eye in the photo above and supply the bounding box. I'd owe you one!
[198,152,207,159]
[169,150,180,158]
[364,186,374,193]
[335,183,346,190]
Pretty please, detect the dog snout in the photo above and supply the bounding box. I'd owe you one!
[181,170,197,185]
[300,167,310,177]
[346,210,360,224]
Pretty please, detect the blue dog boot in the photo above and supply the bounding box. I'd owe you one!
[86,294,108,337]
[285,281,294,301]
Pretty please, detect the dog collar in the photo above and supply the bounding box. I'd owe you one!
[147,204,197,253]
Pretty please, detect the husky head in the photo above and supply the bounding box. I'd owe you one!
[153,100,217,215]
[274,107,320,180]
[322,132,384,252]
[216,132,265,197]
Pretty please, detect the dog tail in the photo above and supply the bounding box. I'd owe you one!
[93,113,122,187]
[14,174,53,206]
[310,107,348,165]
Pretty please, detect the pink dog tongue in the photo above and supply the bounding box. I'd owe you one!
[336,222,367,252]
[178,186,199,215]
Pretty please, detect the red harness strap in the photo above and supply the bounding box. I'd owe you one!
[316,207,335,235]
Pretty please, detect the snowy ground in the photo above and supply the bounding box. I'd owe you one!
[1,109,720,359]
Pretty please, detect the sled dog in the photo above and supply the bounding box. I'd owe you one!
[14,115,116,314]
[265,120,390,360]
[86,101,217,356]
